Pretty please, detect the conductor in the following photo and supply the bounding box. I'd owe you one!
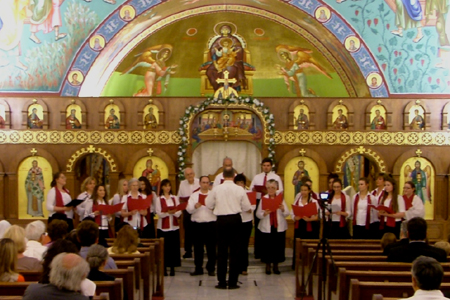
[206,167,252,289]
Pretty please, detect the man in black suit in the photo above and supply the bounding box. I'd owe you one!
[388,217,447,263]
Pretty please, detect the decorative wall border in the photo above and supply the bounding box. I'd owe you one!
[1,130,450,146]
[273,131,450,146]
[0,131,181,145]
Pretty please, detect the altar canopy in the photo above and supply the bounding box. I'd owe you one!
[192,141,262,180]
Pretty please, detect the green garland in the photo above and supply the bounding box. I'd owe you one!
[178,96,276,179]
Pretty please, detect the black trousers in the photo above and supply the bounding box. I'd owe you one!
[216,214,241,286]
[182,210,193,254]
[253,199,262,258]
[352,225,372,239]
[238,221,253,273]
[192,221,216,272]
[380,221,402,239]
[157,229,181,268]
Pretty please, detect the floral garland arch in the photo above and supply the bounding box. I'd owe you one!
[177,96,276,179]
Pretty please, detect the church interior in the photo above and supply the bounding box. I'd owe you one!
[0,0,450,298]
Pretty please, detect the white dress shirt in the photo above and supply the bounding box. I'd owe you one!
[400,289,448,300]
[329,193,351,222]
[155,195,182,231]
[23,240,47,261]
[256,193,289,233]
[380,195,406,222]
[121,192,148,228]
[351,193,377,226]
[290,195,320,221]
[371,188,385,204]
[46,187,73,219]
[83,199,111,229]
[76,191,92,221]
[241,191,256,223]
[206,180,252,216]
[177,178,200,201]
[404,195,425,220]
[186,191,217,223]
[250,171,284,199]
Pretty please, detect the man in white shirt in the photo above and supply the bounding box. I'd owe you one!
[206,168,252,290]
[400,256,448,300]
[249,158,283,259]
[23,220,47,261]
[212,157,236,188]
[177,168,200,258]
[186,176,216,276]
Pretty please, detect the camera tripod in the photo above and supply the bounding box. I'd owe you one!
[300,200,336,300]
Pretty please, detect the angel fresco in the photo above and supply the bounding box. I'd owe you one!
[405,160,432,203]
[275,45,332,97]
[122,44,178,97]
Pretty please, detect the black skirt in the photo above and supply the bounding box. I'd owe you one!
[157,229,181,267]
[260,226,286,264]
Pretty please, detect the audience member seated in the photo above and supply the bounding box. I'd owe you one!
[40,239,96,297]
[434,240,450,256]
[388,217,447,262]
[0,220,11,239]
[23,220,47,261]
[108,224,140,255]
[400,256,448,300]
[383,220,409,255]
[66,229,82,251]
[87,244,115,281]
[46,219,69,246]
[3,225,43,271]
[77,220,117,269]
[0,238,24,282]
[380,232,397,255]
[23,253,90,300]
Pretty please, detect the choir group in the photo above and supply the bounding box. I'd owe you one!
[44,157,425,278]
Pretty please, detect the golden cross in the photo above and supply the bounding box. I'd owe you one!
[357,146,365,154]
[415,149,422,157]
[32,99,37,104]
[30,148,37,156]
[147,148,154,157]
[87,145,95,153]
[71,99,75,104]
[300,99,305,104]
[377,100,382,105]
[109,99,114,104]
[216,71,237,88]
[339,99,343,105]
[299,149,306,156]
[415,99,421,105]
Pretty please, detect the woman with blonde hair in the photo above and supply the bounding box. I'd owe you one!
[0,238,25,282]
[110,178,128,231]
[76,176,96,221]
[108,224,140,255]
[3,225,42,271]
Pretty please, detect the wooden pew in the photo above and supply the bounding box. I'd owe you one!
[372,295,397,300]
[0,295,110,300]
[106,237,165,299]
[0,282,36,296]
[327,261,450,300]
[349,280,450,300]
[95,279,124,300]
[21,268,136,300]
[115,259,142,300]
[110,252,151,300]
[338,269,450,300]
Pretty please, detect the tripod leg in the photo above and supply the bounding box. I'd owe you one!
[301,239,322,299]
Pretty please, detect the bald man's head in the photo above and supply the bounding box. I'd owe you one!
[50,252,89,291]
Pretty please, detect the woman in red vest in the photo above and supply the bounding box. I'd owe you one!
[326,178,351,239]
[351,178,377,239]
[83,185,112,247]
[46,172,74,231]
[378,176,406,239]
[155,179,181,276]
